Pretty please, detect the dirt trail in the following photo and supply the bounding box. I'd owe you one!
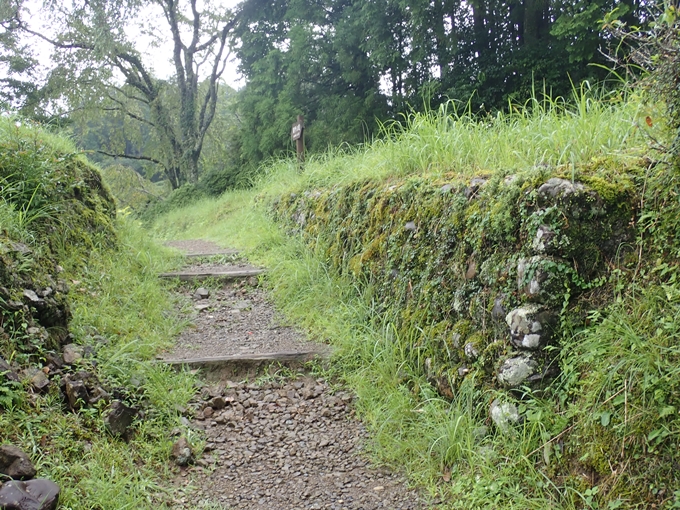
[163,241,432,510]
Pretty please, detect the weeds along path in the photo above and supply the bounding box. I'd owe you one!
[162,241,430,510]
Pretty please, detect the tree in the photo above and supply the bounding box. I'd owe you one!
[233,0,389,166]
[0,0,41,111]
[14,0,241,189]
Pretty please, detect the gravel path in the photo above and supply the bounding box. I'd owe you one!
[160,274,327,361]
[162,243,432,509]
[175,377,430,509]
[165,239,238,256]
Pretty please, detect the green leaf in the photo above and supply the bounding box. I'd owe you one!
[600,411,611,427]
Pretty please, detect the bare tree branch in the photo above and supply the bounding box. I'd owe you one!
[96,150,166,169]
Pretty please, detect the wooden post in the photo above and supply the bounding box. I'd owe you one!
[291,115,305,168]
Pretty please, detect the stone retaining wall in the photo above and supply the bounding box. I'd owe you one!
[272,167,638,425]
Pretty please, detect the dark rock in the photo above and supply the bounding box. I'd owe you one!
[171,437,193,466]
[22,290,44,307]
[491,295,506,322]
[506,305,556,350]
[54,281,69,294]
[0,445,37,480]
[87,386,111,406]
[5,301,24,312]
[45,352,64,371]
[0,479,60,510]
[497,355,538,388]
[62,344,83,365]
[64,379,88,409]
[28,370,50,393]
[208,396,226,410]
[103,401,136,436]
[464,177,487,199]
[0,358,19,382]
[37,288,52,298]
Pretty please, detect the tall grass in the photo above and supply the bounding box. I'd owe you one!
[243,86,658,201]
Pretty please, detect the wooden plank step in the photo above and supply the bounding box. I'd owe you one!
[162,350,329,380]
[184,250,239,258]
[158,268,264,281]
[163,351,325,368]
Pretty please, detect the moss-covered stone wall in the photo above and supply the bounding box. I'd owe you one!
[272,165,640,419]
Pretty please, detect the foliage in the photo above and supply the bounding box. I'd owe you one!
[139,182,206,223]
[99,164,169,213]
[605,1,680,154]
[0,220,197,509]
[0,0,40,112]
[230,0,649,168]
[0,116,116,248]
[11,0,239,189]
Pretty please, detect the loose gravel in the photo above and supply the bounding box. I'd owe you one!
[161,277,327,361]
[176,377,430,509]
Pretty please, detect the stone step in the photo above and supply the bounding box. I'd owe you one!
[158,268,264,281]
[162,351,329,380]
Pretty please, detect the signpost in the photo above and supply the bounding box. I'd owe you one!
[291,115,305,168]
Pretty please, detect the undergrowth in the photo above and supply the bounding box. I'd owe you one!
[241,86,661,201]
[149,90,680,508]
[0,220,197,509]
[1,116,198,509]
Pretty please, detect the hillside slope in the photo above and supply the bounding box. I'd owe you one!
[0,117,195,509]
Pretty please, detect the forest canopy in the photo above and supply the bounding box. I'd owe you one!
[0,0,651,194]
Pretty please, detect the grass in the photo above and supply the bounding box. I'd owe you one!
[146,89,680,508]
[237,85,661,199]
[0,218,198,509]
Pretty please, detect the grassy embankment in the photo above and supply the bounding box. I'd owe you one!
[0,117,199,509]
[149,88,680,509]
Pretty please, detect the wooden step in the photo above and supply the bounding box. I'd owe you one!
[162,350,329,380]
[184,250,239,258]
[158,268,264,281]
[164,351,324,367]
